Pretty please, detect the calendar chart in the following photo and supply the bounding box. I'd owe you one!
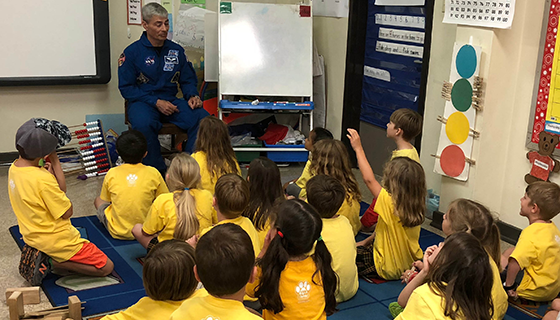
[443,0,516,29]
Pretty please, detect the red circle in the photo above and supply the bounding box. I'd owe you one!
[440,145,466,178]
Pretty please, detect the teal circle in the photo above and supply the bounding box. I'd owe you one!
[451,78,473,112]
[456,45,477,79]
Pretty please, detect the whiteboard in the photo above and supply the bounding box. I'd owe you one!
[0,0,110,85]
[219,2,313,97]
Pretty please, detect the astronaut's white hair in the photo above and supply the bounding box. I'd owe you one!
[142,3,168,23]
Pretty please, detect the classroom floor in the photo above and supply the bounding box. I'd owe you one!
[0,162,515,319]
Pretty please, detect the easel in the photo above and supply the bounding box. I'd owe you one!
[6,287,83,320]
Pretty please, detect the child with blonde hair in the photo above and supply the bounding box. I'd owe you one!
[301,139,362,235]
[192,116,241,196]
[102,240,201,320]
[348,127,425,280]
[243,157,285,249]
[395,232,494,320]
[393,199,507,320]
[132,153,213,250]
[248,199,338,319]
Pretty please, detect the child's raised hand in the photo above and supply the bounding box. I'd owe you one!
[346,129,363,151]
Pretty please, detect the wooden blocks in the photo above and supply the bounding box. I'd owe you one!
[5,288,82,320]
[5,287,40,305]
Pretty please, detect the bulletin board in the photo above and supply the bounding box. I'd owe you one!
[527,0,560,153]
[360,2,428,128]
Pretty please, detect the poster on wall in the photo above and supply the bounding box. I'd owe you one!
[443,0,516,29]
[180,0,206,8]
[529,0,560,148]
[127,0,142,25]
[434,43,482,181]
[313,0,349,18]
[174,6,211,50]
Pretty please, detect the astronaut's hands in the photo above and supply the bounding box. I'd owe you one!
[188,95,203,109]
[156,99,179,116]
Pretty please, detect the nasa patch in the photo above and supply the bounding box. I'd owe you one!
[165,55,179,65]
[163,63,174,72]
[145,56,155,66]
[168,49,179,57]
[118,53,125,67]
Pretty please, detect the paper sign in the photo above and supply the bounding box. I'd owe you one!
[313,0,349,18]
[161,0,172,12]
[375,14,425,29]
[364,66,391,82]
[376,41,423,58]
[443,0,516,29]
[375,0,425,5]
[181,0,206,8]
[127,0,142,25]
[174,6,211,49]
[378,28,424,44]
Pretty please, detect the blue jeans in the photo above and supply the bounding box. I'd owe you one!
[127,98,209,174]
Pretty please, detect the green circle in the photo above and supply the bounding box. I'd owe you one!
[451,78,473,112]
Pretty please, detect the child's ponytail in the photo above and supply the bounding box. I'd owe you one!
[313,238,338,315]
[255,233,290,313]
[173,190,199,241]
[166,153,202,241]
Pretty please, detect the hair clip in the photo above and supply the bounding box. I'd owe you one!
[317,235,323,241]
[184,187,190,191]
[277,230,284,238]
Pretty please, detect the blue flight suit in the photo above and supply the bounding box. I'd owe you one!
[118,32,208,173]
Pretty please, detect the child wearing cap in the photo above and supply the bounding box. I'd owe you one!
[9,119,114,285]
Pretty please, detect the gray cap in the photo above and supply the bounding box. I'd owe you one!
[16,119,58,159]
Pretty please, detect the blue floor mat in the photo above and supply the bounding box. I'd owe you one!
[9,216,146,316]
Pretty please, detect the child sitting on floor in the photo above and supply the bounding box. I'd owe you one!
[201,174,260,255]
[392,199,507,320]
[307,175,359,303]
[102,239,201,320]
[170,224,262,320]
[350,109,422,232]
[191,116,241,197]
[132,153,213,250]
[243,157,285,250]
[501,181,560,302]
[395,232,494,320]
[301,139,362,235]
[94,130,168,240]
[248,199,338,320]
[348,130,425,281]
[9,119,113,284]
[284,127,333,198]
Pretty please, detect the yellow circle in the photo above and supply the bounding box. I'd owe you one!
[445,112,470,144]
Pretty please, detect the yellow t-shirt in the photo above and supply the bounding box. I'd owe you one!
[8,163,86,262]
[248,257,326,320]
[100,163,168,240]
[202,216,261,257]
[337,197,361,236]
[191,150,241,195]
[100,297,183,320]
[142,189,214,242]
[510,222,560,301]
[395,283,452,320]
[170,293,262,320]
[322,216,359,302]
[391,147,420,163]
[256,220,271,252]
[296,159,312,199]
[373,188,423,280]
[489,253,508,320]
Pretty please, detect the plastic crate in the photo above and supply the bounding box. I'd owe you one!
[234,142,262,163]
[264,142,309,162]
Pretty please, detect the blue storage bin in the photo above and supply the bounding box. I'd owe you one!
[264,142,309,162]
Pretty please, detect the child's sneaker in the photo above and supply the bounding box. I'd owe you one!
[19,245,52,285]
